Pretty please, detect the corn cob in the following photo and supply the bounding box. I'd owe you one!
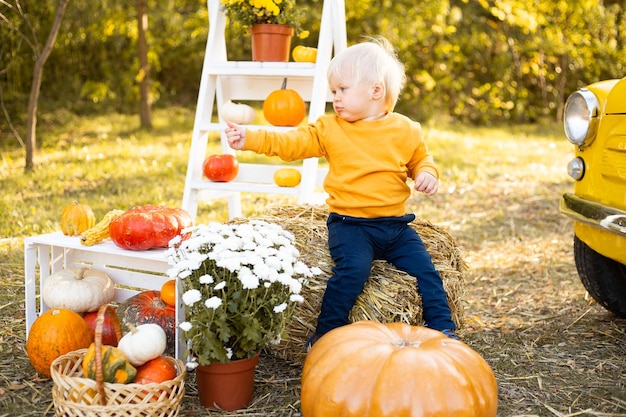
[80,209,125,246]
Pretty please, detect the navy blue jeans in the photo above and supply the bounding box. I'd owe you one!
[315,213,456,336]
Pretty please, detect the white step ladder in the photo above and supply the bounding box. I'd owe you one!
[181,0,347,220]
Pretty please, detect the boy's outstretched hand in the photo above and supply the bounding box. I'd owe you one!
[414,172,439,196]
[225,121,246,150]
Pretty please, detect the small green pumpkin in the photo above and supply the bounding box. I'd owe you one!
[82,343,137,384]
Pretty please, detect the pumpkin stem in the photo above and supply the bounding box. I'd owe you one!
[127,322,139,334]
[281,77,287,90]
[76,267,87,280]
[391,339,421,348]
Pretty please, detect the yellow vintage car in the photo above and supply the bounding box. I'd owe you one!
[560,77,626,317]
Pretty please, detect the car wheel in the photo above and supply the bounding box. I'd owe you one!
[574,236,626,317]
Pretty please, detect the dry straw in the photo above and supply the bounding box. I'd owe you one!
[241,205,467,363]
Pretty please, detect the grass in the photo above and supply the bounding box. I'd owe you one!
[1,108,625,416]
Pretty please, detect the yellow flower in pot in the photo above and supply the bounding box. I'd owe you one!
[220,0,310,61]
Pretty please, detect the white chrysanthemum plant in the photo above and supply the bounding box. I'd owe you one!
[167,220,322,367]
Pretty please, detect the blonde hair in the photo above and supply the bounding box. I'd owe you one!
[327,36,406,111]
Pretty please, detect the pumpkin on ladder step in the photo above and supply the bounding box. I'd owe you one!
[263,78,306,127]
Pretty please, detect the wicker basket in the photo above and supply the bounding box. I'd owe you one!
[50,305,186,417]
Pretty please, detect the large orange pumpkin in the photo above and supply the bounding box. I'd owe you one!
[262,78,306,126]
[26,308,93,377]
[301,321,498,417]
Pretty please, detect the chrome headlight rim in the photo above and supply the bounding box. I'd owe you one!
[567,157,585,181]
[563,88,599,146]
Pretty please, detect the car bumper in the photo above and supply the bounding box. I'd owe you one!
[560,193,626,237]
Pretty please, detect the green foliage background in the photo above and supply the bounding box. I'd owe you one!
[1,0,626,141]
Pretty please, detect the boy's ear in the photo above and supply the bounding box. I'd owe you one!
[371,83,385,100]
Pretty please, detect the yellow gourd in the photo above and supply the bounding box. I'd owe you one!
[292,45,317,63]
[80,209,125,246]
[61,202,96,236]
[82,343,137,384]
[274,168,302,187]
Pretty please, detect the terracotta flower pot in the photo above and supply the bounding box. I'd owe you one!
[250,24,294,62]
[195,352,260,411]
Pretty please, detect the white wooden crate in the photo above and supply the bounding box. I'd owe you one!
[24,232,185,360]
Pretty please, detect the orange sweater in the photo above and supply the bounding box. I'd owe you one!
[244,112,438,218]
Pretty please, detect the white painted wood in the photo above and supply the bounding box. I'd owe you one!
[23,232,186,360]
[181,0,346,220]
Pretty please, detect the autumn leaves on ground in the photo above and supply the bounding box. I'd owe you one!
[1,109,625,416]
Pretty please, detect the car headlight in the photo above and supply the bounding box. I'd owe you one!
[567,157,585,180]
[563,88,599,146]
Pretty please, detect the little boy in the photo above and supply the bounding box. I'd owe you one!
[225,36,457,348]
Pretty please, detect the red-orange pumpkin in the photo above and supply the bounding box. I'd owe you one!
[116,291,176,356]
[133,356,178,384]
[301,321,498,417]
[109,205,192,251]
[26,309,93,377]
[263,78,306,126]
[83,305,122,346]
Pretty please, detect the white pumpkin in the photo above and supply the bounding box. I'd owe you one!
[42,267,115,313]
[117,323,167,366]
[221,100,256,124]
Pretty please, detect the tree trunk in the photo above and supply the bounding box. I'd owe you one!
[137,0,152,130]
[24,0,70,172]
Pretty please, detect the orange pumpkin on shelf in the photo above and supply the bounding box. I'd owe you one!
[26,308,93,377]
[301,321,498,417]
[263,78,306,126]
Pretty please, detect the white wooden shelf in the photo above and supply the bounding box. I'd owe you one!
[207,61,316,76]
[24,232,186,360]
[189,162,328,194]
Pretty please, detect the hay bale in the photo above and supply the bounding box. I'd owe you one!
[246,205,467,363]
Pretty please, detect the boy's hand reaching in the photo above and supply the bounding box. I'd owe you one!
[225,121,246,150]
[414,172,439,196]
